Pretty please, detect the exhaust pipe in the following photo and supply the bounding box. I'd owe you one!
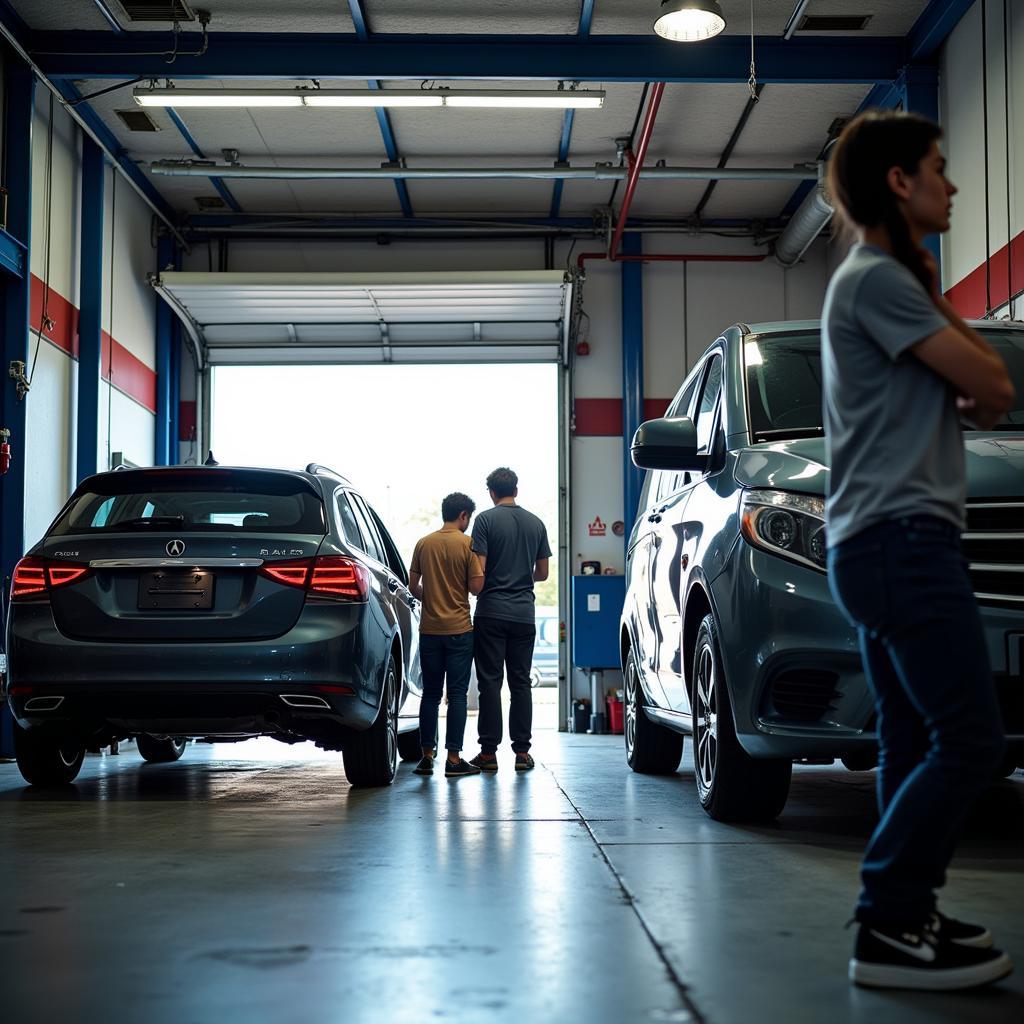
[24,696,65,711]
[279,694,332,710]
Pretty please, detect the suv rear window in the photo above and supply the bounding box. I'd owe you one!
[50,469,327,536]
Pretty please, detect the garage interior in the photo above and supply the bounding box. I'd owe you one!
[0,1,1022,1021]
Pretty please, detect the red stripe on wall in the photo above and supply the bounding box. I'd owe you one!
[30,274,157,414]
[574,398,674,437]
[946,229,1024,319]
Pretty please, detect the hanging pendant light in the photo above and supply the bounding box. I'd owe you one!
[653,0,727,42]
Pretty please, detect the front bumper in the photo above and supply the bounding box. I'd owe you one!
[709,542,1024,758]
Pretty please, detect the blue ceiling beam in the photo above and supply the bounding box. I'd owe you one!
[347,1,413,218]
[50,79,178,224]
[908,0,976,61]
[550,1,597,219]
[35,33,909,84]
[164,106,242,212]
[91,0,126,35]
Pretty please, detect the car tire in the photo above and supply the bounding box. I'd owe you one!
[624,644,684,774]
[14,725,85,786]
[692,614,791,822]
[343,656,399,787]
[136,735,187,763]
[397,728,424,762]
[995,746,1022,778]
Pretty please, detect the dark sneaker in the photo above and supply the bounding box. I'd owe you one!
[514,753,535,772]
[927,910,993,949]
[413,755,434,776]
[445,758,482,778]
[850,922,1013,990]
[468,753,498,773]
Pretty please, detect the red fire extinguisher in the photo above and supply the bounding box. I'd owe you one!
[1,429,11,475]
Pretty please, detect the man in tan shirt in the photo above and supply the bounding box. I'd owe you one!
[409,492,485,778]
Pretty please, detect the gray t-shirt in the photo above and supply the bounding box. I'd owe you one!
[471,504,552,623]
[822,243,965,547]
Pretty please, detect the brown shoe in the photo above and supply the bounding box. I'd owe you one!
[469,753,499,773]
[514,753,535,772]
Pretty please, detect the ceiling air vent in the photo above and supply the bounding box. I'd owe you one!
[195,196,227,210]
[115,109,161,132]
[116,0,197,22]
[798,15,872,31]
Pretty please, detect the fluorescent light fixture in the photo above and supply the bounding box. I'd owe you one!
[133,87,604,110]
[653,0,727,42]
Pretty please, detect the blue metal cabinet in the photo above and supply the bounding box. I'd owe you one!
[571,575,625,670]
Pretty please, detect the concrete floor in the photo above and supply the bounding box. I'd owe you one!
[0,731,1021,1024]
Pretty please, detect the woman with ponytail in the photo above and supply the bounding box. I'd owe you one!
[822,110,1015,991]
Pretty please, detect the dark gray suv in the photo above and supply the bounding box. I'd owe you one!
[622,320,1024,822]
[5,464,423,787]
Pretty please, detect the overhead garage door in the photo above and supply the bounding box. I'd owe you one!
[151,271,573,366]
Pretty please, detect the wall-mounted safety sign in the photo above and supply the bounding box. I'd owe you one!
[588,516,606,537]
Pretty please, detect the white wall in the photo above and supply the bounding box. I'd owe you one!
[941,0,1023,316]
[22,86,159,547]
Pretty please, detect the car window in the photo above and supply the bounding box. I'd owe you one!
[669,371,701,420]
[349,494,387,565]
[336,491,367,552]
[366,504,409,584]
[694,354,723,453]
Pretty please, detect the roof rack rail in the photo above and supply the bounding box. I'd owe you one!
[305,463,345,481]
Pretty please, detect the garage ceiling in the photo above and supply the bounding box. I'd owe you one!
[152,270,573,365]
[10,1,940,226]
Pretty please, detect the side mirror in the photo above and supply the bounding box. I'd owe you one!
[630,417,708,472]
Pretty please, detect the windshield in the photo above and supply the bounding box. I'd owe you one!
[745,329,1024,440]
[50,469,327,536]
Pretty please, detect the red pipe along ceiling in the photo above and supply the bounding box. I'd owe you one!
[578,81,768,271]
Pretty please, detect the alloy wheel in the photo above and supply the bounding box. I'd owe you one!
[694,643,718,790]
[624,658,638,758]
[385,665,398,774]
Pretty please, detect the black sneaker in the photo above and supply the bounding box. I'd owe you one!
[413,755,434,776]
[926,910,993,949]
[850,922,1013,990]
[468,753,499,773]
[445,757,482,778]
[514,753,535,772]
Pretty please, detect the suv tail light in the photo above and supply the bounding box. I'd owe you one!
[12,557,92,600]
[259,556,369,602]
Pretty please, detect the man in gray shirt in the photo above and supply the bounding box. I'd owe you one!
[468,467,551,772]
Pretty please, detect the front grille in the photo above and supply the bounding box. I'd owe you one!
[963,502,1024,607]
[768,670,841,722]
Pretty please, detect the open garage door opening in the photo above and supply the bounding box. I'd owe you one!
[211,362,562,735]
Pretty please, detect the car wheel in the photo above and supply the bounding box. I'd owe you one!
[624,645,684,774]
[14,725,85,786]
[136,735,187,763]
[343,656,399,787]
[397,728,424,762]
[692,613,791,822]
[995,746,1022,778]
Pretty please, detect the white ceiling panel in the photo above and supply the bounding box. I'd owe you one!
[363,0,579,35]
[404,179,556,216]
[155,270,571,364]
[699,180,808,219]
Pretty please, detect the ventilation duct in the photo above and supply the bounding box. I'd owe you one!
[775,181,833,267]
[117,0,196,21]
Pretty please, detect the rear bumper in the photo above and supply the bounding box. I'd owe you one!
[5,602,381,739]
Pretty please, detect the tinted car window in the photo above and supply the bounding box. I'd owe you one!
[695,355,723,452]
[349,494,387,565]
[366,505,409,584]
[51,469,326,536]
[336,491,366,551]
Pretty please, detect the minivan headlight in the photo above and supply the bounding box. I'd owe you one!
[740,489,827,572]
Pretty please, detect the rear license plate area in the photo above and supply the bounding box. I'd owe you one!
[138,570,215,610]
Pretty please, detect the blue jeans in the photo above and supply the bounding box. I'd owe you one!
[827,516,1005,927]
[419,631,474,754]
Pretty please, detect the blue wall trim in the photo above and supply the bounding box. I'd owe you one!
[77,136,105,483]
[165,106,242,213]
[0,60,33,757]
[621,232,644,542]
[37,33,909,84]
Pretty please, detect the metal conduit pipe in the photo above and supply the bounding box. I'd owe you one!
[150,161,815,182]
[774,180,833,267]
[577,251,768,271]
[608,82,666,259]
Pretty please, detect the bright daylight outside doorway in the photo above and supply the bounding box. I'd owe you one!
[211,362,561,743]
